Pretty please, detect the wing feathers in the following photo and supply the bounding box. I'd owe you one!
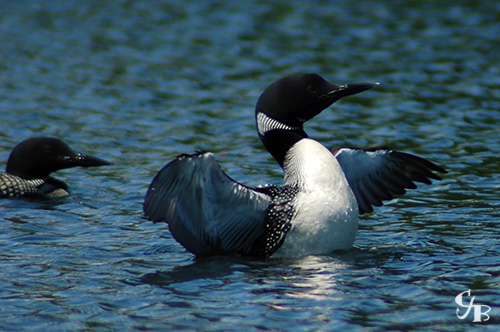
[144,152,271,256]
[335,147,446,215]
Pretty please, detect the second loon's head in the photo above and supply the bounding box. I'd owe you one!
[5,137,112,180]
[255,73,377,166]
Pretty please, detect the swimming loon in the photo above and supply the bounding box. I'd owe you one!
[1,137,112,198]
[143,73,446,258]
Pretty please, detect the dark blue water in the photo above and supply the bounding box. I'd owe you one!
[1,0,499,330]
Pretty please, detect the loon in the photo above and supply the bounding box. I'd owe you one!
[1,137,112,198]
[143,73,446,259]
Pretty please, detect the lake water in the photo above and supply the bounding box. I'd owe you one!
[1,0,499,331]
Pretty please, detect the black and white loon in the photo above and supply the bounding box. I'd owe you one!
[143,73,446,258]
[1,137,112,198]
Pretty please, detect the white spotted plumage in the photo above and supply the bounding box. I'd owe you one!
[0,173,44,198]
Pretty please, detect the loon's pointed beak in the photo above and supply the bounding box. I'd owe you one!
[70,153,113,167]
[321,82,379,100]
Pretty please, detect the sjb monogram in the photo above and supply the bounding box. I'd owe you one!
[455,289,491,322]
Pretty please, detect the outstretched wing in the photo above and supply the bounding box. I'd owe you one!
[143,152,272,257]
[333,147,447,214]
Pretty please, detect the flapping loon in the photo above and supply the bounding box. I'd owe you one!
[143,73,446,258]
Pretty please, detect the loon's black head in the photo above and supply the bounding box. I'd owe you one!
[5,137,112,180]
[255,73,377,166]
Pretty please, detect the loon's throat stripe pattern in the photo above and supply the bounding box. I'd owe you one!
[257,112,300,136]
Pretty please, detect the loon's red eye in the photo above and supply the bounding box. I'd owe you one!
[306,86,317,94]
[45,147,54,155]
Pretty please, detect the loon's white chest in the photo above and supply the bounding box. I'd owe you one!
[272,138,359,258]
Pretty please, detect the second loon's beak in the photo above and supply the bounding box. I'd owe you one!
[68,153,113,167]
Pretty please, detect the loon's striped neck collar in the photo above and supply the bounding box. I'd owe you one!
[256,112,303,136]
[256,111,308,168]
